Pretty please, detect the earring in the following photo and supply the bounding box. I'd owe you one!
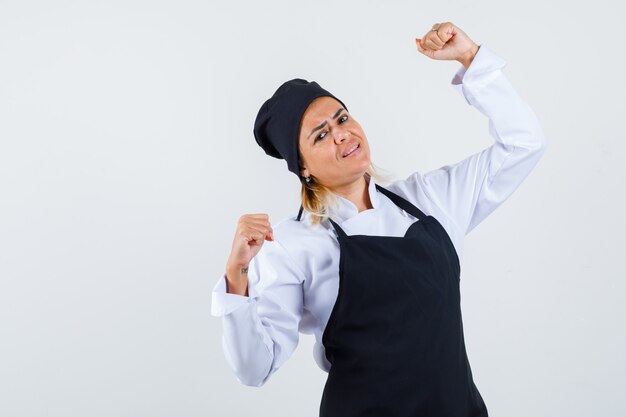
[305,176,311,183]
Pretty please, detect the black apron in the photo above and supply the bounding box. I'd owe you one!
[312,184,488,417]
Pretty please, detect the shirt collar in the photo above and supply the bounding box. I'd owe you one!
[325,175,380,223]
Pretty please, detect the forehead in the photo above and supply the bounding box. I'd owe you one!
[301,96,344,124]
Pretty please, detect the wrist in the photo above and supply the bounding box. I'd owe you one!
[226,259,249,274]
[225,264,249,296]
[458,43,480,69]
[227,265,249,276]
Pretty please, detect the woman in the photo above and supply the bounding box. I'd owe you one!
[211,22,547,416]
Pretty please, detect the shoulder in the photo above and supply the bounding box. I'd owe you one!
[381,171,437,214]
[271,210,332,248]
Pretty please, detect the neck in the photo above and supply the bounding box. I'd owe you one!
[331,175,373,213]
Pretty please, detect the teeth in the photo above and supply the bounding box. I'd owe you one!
[344,144,358,157]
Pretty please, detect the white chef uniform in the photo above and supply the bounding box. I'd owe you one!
[211,44,548,387]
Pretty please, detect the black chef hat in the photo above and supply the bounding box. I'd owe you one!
[253,78,348,179]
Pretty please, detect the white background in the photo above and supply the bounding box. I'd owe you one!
[1,0,624,416]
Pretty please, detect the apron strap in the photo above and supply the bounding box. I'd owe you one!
[296,204,348,239]
[296,204,304,221]
[328,217,348,239]
[375,184,427,220]
[295,202,347,238]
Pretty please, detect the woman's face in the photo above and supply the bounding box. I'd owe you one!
[298,96,371,189]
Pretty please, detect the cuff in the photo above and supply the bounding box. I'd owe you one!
[451,44,507,105]
[210,274,257,317]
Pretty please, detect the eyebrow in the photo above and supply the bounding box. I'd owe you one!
[307,107,346,140]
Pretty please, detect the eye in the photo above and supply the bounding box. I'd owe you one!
[315,115,349,142]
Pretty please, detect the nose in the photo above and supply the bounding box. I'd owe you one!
[332,125,349,144]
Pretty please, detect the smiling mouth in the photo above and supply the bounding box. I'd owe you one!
[343,144,360,158]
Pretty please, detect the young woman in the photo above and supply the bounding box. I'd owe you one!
[212,21,547,416]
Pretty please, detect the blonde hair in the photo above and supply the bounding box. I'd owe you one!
[300,162,395,226]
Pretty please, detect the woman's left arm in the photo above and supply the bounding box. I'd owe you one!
[412,23,548,235]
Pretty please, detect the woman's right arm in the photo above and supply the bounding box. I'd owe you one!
[211,214,304,387]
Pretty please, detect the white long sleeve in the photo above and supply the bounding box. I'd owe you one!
[392,44,547,238]
[211,239,305,387]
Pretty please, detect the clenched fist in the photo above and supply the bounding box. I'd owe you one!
[415,22,480,68]
[224,214,274,296]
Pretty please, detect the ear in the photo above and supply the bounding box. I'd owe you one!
[300,167,309,178]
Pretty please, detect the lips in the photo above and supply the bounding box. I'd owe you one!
[342,142,360,158]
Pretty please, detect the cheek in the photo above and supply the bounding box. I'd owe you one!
[312,147,339,168]
[307,147,332,166]
[325,148,339,163]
